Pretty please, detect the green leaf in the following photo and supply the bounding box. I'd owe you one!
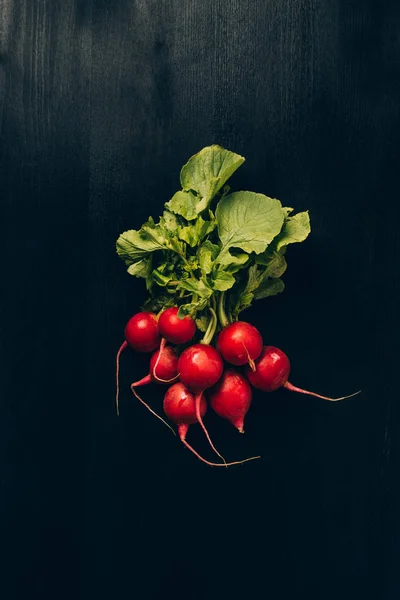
[152,269,174,287]
[211,271,236,291]
[282,207,294,217]
[127,259,150,278]
[142,293,175,313]
[255,251,287,278]
[274,211,311,251]
[195,316,209,333]
[178,297,209,318]
[233,292,254,317]
[116,222,172,264]
[177,278,213,298]
[198,241,220,275]
[160,209,180,233]
[165,190,198,221]
[244,264,261,294]
[254,278,285,300]
[217,250,249,274]
[180,145,245,208]
[216,191,284,257]
[229,265,284,317]
[179,217,216,247]
[178,227,198,247]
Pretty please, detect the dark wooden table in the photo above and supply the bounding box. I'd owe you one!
[1,1,399,598]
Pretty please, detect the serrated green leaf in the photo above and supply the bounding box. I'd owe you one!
[211,271,236,291]
[216,191,284,257]
[180,145,245,209]
[275,211,311,251]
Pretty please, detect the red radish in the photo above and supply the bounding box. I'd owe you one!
[158,307,197,345]
[125,346,179,432]
[177,344,225,460]
[217,321,263,370]
[116,312,161,412]
[246,346,361,401]
[163,382,260,467]
[123,311,160,352]
[208,369,253,433]
[152,306,197,380]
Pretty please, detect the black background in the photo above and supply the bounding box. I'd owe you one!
[1,1,399,599]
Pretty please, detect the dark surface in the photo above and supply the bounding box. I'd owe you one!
[1,1,399,598]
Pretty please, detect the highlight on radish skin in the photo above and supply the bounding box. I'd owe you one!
[177,344,225,461]
[208,369,253,433]
[116,312,161,416]
[217,321,263,371]
[245,346,362,401]
[163,383,260,467]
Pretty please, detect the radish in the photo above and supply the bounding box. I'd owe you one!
[177,343,225,460]
[217,321,263,370]
[158,307,197,345]
[126,346,179,433]
[163,382,260,467]
[116,312,161,412]
[153,306,197,379]
[208,369,253,433]
[245,346,361,401]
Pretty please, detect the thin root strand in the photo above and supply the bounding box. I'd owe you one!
[195,391,227,464]
[181,439,260,467]
[152,338,167,382]
[284,381,362,402]
[131,384,176,435]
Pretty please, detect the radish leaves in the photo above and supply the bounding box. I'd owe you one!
[116,145,310,320]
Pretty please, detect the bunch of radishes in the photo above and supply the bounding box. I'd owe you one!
[116,306,359,467]
[115,145,360,467]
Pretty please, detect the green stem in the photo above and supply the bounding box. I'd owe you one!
[218,292,229,328]
[201,308,218,345]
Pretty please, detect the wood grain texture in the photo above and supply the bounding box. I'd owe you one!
[1,1,399,599]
